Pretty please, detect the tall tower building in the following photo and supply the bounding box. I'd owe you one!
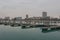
[26,14,29,19]
[42,12,47,18]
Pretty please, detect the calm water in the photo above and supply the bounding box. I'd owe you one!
[0,25,60,40]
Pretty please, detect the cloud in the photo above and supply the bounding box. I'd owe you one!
[0,0,38,9]
[0,0,60,18]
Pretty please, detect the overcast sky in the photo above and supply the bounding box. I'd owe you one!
[0,0,60,18]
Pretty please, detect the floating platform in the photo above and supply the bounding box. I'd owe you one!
[41,25,60,32]
[10,23,21,27]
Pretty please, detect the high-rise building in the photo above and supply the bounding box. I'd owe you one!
[26,14,29,19]
[4,17,10,20]
[42,12,47,18]
[13,17,22,21]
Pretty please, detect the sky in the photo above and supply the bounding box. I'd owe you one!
[0,0,60,18]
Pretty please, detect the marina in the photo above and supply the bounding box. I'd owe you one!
[0,0,60,40]
[0,12,60,29]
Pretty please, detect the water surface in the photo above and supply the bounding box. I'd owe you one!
[0,25,60,40]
